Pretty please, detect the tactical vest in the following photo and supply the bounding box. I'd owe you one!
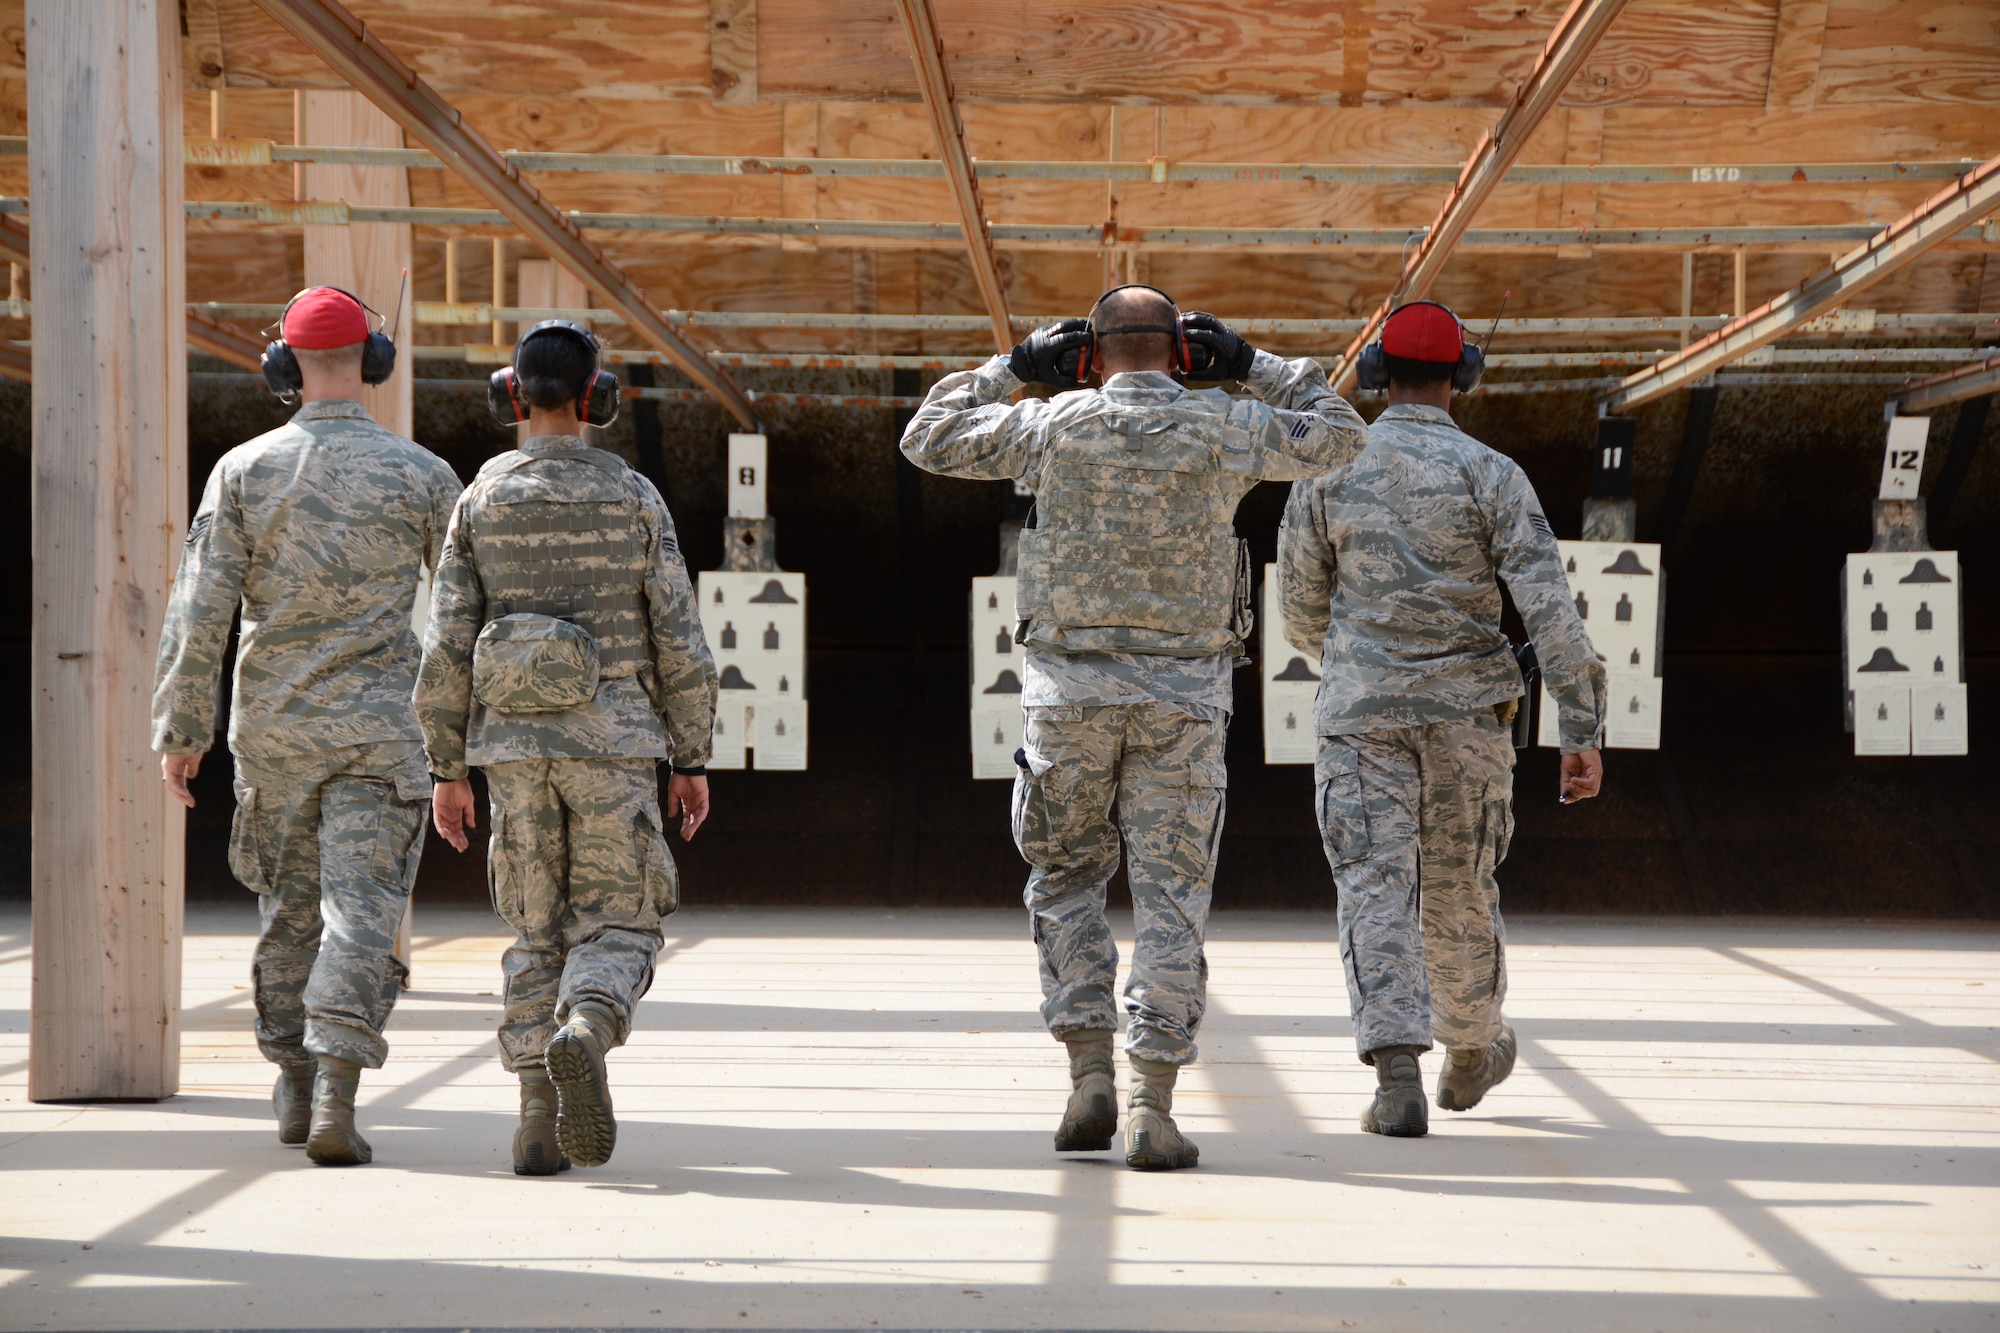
[468,446,651,674]
[1015,396,1251,657]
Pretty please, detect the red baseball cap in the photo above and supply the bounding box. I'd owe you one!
[281,287,369,349]
[1381,301,1464,363]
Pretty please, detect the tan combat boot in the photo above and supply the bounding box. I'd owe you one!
[272,1060,315,1147]
[513,1067,569,1176]
[1436,1024,1517,1113]
[1359,1044,1428,1137]
[1053,1030,1117,1152]
[305,1055,372,1165]
[1124,1056,1198,1171]
[545,1001,618,1168]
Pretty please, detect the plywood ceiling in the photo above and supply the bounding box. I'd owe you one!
[0,0,1993,353]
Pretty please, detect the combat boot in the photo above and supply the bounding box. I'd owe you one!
[272,1060,315,1147]
[1053,1030,1117,1152]
[545,1001,618,1168]
[1436,1024,1517,1113]
[1359,1044,1428,1137]
[305,1055,372,1165]
[513,1067,570,1176]
[1123,1056,1198,1171]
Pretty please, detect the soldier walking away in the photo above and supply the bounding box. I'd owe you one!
[153,287,464,1166]
[1278,300,1607,1139]
[417,321,717,1175]
[903,286,1369,1170]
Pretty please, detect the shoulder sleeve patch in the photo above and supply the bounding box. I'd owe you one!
[185,513,212,546]
[1529,511,1554,537]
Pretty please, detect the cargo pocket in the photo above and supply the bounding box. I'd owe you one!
[1010,747,1071,868]
[486,803,525,930]
[381,767,434,897]
[1171,751,1229,885]
[228,787,272,894]
[637,801,680,920]
[1477,779,1516,876]
[1314,744,1369,870]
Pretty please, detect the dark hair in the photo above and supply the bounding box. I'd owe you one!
[514,329,598,411]
[1383,352,1457,389]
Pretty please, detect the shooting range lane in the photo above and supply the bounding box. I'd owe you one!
[2,903,1995,1331]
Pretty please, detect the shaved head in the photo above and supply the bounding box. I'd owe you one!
[1092,287,1177,374]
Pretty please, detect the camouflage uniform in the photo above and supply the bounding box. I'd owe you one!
[415,435,716,1070]
[904,352,1368,1063]
[1278,402,1605,1059]
[152,399,463,1068]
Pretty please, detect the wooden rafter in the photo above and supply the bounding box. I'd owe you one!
[1601,153,2000,413]
[890,0,1012,353]
[250,0,760,430]
[1333,0,1633,392]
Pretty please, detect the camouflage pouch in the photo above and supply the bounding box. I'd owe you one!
[1229,537,1255,645]
[472,613,602,715]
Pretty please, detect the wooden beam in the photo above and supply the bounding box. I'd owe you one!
[1765,0,1828,114]
[890,0,1011,353]
[250,0,760,429]
[1602,152,2000,413]
[1891,353,2000,416]
[28,0,186,1102]
[1335,0,1632,390]
[300,89,412,435]
[709,0,758,105]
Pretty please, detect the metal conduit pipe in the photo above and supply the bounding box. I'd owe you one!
[132,197,2000,252]
[13,138,1974,187]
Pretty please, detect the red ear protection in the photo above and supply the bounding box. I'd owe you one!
[1084,284,1190,378]
[487,320,621,428]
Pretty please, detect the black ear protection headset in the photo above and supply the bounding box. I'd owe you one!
[259,285,398,400]
[487,320,622,429]
[1353,299,1486,394]
[1082,283,1192,378]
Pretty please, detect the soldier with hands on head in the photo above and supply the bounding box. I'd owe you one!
[417,321,717,1176]
[1278,300,1606,1139]
[903,287,1369,1170]
[153,287,464,1166]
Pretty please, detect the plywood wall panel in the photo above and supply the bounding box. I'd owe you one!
[1815,0,2000,106]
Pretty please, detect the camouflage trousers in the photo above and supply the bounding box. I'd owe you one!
[1014,703,1229,1065]
[1315,709,1516,1061]
[229,741,431,1069]
[483,757,678,1072]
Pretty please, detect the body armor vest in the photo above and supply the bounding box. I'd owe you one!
[468,447,651,673]
[1015,396,1250,657]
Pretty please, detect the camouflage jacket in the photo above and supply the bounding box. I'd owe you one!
[152,399,464,759]
[414,435,717,778]
[904,351,1369,708]
[1278,403,1606,751]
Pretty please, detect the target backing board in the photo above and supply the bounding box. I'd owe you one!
[1844,550,1963,756]
[1259,563,1320,764]
[1537,539,1664,751]
[970,576,1024,779]
[698,569,808,770]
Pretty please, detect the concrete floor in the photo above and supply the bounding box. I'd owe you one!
[2,905,1996,1333]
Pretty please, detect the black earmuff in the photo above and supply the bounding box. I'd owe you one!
[487,320,621,429]
[1356,300,1484,394]
[259,286,398,399]
[1083,283,1191,379]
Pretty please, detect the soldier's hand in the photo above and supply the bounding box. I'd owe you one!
[160,752,202,809]
[1559,749,1603,804]
[1182,312,1256,381]
[1008,318,1091,389]
[432,777,477,852]
[667,772,710,841]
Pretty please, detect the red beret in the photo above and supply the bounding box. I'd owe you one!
[1381,301,1464,363]
[281,287,369,350]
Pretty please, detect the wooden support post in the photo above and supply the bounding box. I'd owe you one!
[1680,251,1694,349]
[1733,247,1747,319]
[27,0,187,1102]
[492,236,506,347]
[300,90,413,437]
